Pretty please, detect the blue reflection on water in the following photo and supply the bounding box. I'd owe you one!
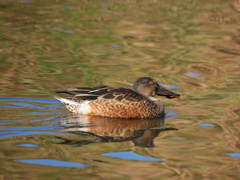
[102,151,164,161]
[183,72,200,77]
[170,137,184,139]
[11,102,62,110]
[42,120,58,125]
[11,102,46,109]
[0,97,59,104]
[226,153,240,157]
[0,123,12,125]
[17,143,38,148]
[163,84,182,89]
[0,131,65,138]
[17,159,90,168]
[197,123,214,127]
[158,83,182,89]
[0,97,64,110]
[0,126,64,131]
[0,105,23,108]
[51,27,75,34]
[0,120,22,122]
[61,30,75,34]
[29,116,60,122]
[21,112,61,116]
[111,44,121,47]
[165,109,178,119]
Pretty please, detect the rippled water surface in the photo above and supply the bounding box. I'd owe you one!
[0,0,240,179]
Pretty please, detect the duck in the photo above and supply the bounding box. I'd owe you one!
[55,77,180,118]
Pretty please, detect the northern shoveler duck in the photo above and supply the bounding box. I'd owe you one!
[55,77,180,118]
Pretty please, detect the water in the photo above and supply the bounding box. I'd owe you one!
[101,152,164,161]
[1,0,240,179]
[17,159,91,168]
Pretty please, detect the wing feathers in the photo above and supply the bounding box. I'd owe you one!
[56,86,145,103]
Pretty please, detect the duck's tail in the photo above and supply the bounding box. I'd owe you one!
[55,97,91,114]
[55,97,78,106]
[55,97,80,113]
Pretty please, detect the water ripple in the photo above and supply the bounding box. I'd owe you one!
[17,143,39,148]
[0,131,65,138]
[17,159,90,168]
[102,151,164,161]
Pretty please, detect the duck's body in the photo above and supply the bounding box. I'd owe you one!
[55,77,180,118]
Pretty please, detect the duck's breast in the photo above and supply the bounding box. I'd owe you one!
[89,99,164,118]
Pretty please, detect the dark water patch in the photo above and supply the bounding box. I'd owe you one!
[21,0,30,3]
[212,46,240,55]
[65,6,75,10]
[17,159,90,168]
[201,94,224,100]
[101,13,110,16]
[17,143,39,148]
[102,151,164,161]
[233,109,240,116]
[192,65,215,74]
[101,3,110,6]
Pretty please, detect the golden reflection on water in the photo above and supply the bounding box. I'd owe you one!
[57,114,177,147]
[0,0,240,179]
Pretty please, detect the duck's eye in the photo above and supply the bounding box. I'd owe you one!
[149,81,154,85]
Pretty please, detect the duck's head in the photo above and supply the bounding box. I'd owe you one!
[132,77,180,99]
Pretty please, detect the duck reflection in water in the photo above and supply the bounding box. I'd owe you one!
[56,114,178,148]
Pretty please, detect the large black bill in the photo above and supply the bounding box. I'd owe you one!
[156,87,180,99]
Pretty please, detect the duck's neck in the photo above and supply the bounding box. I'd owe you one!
[146,96,159,101]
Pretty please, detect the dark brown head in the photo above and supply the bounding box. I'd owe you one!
[132,77,180,99]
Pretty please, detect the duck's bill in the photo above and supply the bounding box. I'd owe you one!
[156,87,180,99]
